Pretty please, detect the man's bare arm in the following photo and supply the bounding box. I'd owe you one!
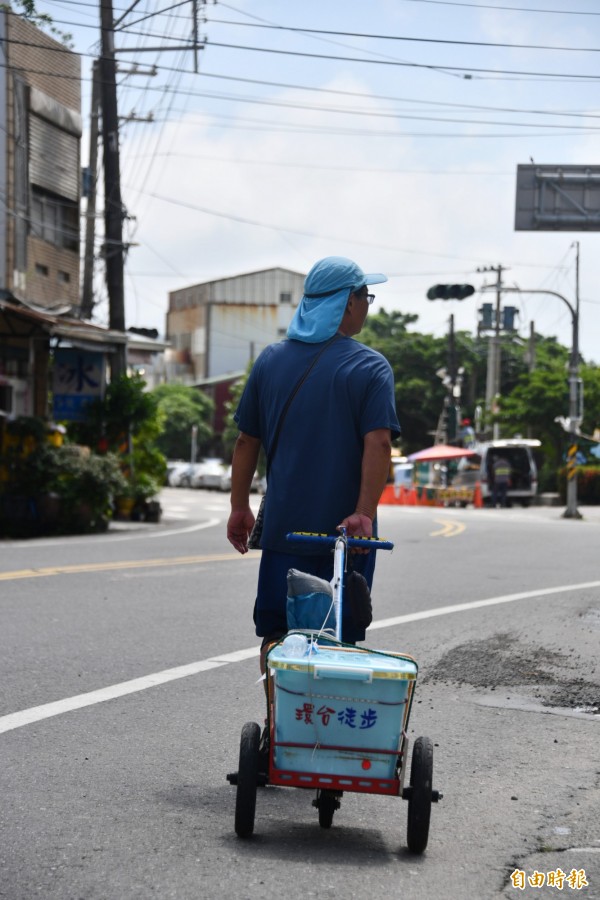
[339,428,392,538]
[227,432,262,554]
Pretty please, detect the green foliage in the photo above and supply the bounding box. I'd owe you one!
[4,415,48,443]
[0,443,127,535]
[53,448,128,518]
[221,364,252,462]
[11,0,73,45]
[580,363,600,438]
[68,373,159,449]
[558,466,600,504]
[150,383,214,460]
[496,336,573,483]
[498,367,568,464]
[67,374,166,503]
[360,311,459,452]
[220,363,268,473]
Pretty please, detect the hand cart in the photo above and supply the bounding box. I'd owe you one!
[227,530,442,853]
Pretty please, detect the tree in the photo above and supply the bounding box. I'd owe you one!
[150,383,214,461]
[360,310,481,452]
[67,374,166,498]
[221,367,250,462]
[497,337,572,489]
[13,0,73,45]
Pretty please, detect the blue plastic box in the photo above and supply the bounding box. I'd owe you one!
[267,641,417,789]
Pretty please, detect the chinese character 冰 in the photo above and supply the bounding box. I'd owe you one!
[317,706,335,726]
[567,869,588,890]
[359,708,378,729]
[337,707,357,728]
[295,703,314,723]
[510,869,525,890]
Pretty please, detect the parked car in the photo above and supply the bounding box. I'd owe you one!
[219,466,262,492]
[189,458,228,490]
[167,461,193,487]
[452,439,540,507]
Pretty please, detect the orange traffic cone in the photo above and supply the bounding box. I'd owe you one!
[473,482,483,509]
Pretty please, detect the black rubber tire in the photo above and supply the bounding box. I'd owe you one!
[317,790,337,829]
[234,721,261,838]
[406,736,433,854]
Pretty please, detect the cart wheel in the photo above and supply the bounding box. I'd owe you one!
[315,790,341,829]
[406,736,433,854]
[234,721,261,838]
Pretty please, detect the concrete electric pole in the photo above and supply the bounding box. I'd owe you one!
[99,0,127,377]
[477,264,505,439]
[81,60,100,321]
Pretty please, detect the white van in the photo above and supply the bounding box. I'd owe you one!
[452,439,540,507]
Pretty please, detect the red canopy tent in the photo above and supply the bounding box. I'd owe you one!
[407,444,477,463]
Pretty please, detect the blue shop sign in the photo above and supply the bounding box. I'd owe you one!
[53,349,105,421]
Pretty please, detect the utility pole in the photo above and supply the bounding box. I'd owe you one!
[477,264,505,439]
[565,241,582,519]
[494,274,582,519]
[447,313,459,442]
[100,0,126,377]
[81,60,99,320]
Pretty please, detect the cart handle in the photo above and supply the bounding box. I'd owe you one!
[286,531,394,551]
[313,663,373,683]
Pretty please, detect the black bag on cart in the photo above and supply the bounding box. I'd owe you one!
[346,570,372,629]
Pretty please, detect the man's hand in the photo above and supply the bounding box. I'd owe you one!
[227,508,255,554]
[337,512,373,554]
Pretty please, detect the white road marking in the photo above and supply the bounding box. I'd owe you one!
[2,579,600,736]
[368,580,600,632]
[0,519,221,550]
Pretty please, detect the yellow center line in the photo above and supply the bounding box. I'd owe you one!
[0,552,253,582]
[430,518,466,538]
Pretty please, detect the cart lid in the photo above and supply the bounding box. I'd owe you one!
[268,642,418,680]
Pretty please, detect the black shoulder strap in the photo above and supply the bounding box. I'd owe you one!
[267,333,340,473]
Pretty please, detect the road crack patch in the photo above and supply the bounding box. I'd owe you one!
[424,632,599,715]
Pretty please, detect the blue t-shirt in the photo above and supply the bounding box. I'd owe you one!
[234,336,400,553]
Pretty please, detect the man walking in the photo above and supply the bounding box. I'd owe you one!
[227,256,401,670]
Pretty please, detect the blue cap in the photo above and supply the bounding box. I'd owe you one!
[287,257,388,343]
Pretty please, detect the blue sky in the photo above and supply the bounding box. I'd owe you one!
[32,0,600,361]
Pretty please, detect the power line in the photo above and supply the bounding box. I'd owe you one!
[132,108,600,138]
[178,70,600,121]
[124,150,512,175]
[121,88,600,131]
[395,0,600,16]
[127,187,590,269]
[193,41,600,81]
[207,17,600,54]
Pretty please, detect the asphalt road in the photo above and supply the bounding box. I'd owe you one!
[1,489,599,900]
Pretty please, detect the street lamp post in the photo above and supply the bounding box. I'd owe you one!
[498,285,581,520]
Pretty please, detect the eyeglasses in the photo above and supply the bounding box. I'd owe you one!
[366,293,375,305]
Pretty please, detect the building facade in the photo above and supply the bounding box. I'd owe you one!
[1,11,81,311]
[0,11,82,417]
[166,267,305,383]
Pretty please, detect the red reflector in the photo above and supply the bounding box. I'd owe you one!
[361,759,371,770]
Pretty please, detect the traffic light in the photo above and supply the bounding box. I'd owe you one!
[426,284,475,301]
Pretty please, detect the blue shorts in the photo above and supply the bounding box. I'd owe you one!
[254,548,377,644]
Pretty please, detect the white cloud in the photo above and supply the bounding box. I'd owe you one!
[63,0,600,364]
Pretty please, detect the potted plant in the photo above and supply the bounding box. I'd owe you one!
[55,448,128,532]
